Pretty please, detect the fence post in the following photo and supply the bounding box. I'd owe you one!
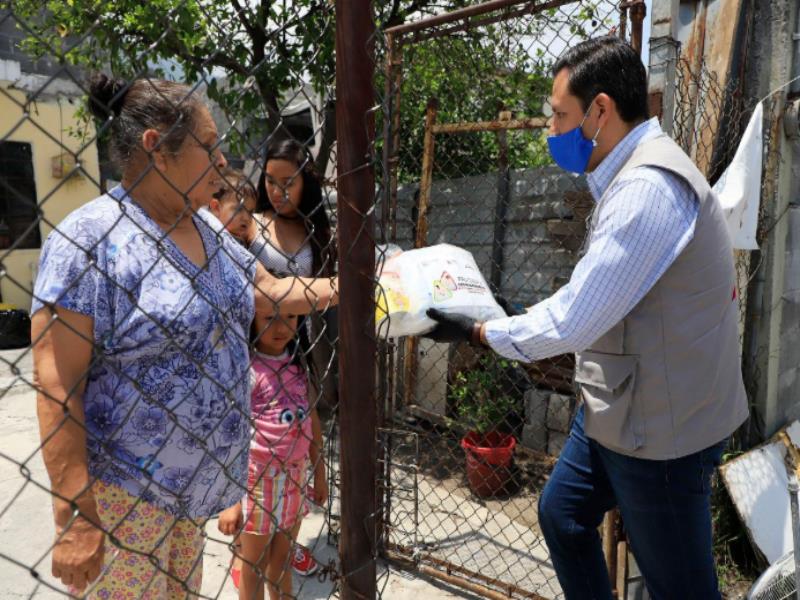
[647,0,680,133]
[335,1,377,599]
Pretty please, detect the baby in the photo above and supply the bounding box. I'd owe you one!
[208,167,257,243]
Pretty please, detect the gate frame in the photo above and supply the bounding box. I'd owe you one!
[380,2,611,598]
[379,2,648,597]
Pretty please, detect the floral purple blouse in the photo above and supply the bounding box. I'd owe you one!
[32,186,256,518]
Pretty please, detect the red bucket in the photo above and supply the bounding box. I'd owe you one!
[461,432,516,498]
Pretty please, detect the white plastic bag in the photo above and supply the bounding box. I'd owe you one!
[375,244,506,338]
[713,101,763,250]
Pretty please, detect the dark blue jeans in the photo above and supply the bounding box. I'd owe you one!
[538,406,726,600]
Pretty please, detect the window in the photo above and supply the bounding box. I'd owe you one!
[0,141,40,249]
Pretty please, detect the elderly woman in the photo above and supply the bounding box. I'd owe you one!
[30,74,337,597]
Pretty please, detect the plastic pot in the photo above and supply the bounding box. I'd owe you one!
[461,431,516,498]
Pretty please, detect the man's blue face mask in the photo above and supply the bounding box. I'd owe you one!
[546,102,602,174]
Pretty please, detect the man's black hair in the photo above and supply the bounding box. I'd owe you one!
[552,36,649,123]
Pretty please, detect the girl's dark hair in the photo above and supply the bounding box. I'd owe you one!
[87,73,204,171]
[552,36,649,124]
[250,316,316,378]
[257,139,336,276]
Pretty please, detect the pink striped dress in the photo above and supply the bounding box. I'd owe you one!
[242,351,312,536]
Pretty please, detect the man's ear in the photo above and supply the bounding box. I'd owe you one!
[141,129,166,169]
[594,93,614,129]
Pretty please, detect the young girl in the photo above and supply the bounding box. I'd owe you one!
[218,310,328,600]
[249,139,337,576]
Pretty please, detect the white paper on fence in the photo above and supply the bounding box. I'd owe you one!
[720,423,800,564]
[712,101,763,250]
[375,244,506,338]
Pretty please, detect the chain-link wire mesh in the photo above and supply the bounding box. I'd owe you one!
[0,0,785,598]
[670,56,753,334]
[375,2,622,598]
[668,49,783,449]
[0,1,363,598]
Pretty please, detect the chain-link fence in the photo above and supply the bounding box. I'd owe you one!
[0,0,785,598]
[0,0,372,598]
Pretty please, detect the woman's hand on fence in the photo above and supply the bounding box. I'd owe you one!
[51,505,105,591]
[218,502,243,536]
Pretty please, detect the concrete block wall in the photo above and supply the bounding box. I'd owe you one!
[522,388,576,456]
[393,165,589,307]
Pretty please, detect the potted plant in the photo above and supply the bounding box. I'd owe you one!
[450,354,519,498]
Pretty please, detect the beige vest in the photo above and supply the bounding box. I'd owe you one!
[576,133,749,460]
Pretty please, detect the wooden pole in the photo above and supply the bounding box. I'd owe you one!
[335,1,377,598]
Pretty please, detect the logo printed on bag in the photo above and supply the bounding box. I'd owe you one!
[433,271,458,302]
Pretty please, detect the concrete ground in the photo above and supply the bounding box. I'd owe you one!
[0,349,481,599]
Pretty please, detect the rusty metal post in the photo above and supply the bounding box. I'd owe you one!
[616,540,628,599]
[629,0,647,55]
[414,98,439,249]
[619,0,646,53]
[378,30,402,553]
[402,98,438,409]
[602,510,618,592]
[490,110,512,293]
[335,1,377,598]
[647,0,680,133]
[386,33,403,243]
[619,1,628,42]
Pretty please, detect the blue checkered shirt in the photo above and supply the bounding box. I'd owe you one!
[484,118,699,361]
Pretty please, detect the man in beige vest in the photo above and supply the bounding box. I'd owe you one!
[425,36,748,599]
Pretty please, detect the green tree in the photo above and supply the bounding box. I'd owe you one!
[392,2,616,182]
[10,0,470,173]
[396,31,553,182]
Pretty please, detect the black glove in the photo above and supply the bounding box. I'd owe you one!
[494,294,526,317]
[424,308,482,345]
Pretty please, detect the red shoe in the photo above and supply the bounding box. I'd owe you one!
[291,545,319,576]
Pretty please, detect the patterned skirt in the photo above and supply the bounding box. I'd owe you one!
[70,480,203,599]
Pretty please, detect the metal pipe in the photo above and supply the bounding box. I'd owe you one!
[402,98,438,410]
[408,0,576,44]
[381,34,395,247]
[384,0,536,35]
[602,511,618,591]
[335,0,377,597]
[789,475,800,600]
[432,116,548,134]
[616,540,628,599]
[388,35,403,243]
[385,548,550,599]
[791,0,800,96]
[490,111,511,293]
[628,0,647,55]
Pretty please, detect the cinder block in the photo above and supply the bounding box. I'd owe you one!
[546,393,574,434]
[521,422,547,452]
[547,431,568,457]
[524,388,548,424]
